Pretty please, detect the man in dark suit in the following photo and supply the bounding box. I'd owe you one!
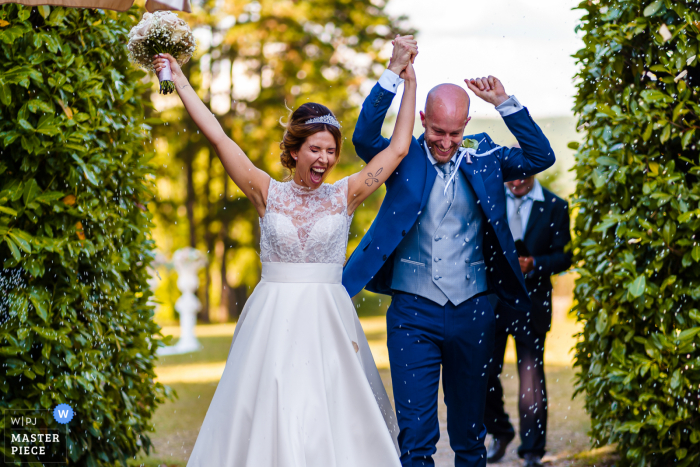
[343,35,556,467]
[484,175,571,467]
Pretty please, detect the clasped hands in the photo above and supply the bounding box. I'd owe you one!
[388,35,509,107]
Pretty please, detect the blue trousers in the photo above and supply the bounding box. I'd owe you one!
[387,292,495,467]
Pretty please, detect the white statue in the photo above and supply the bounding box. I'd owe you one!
[157,247,207,356]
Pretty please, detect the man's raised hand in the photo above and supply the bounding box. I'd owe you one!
[465,76,509,107]
[388,34,418,76]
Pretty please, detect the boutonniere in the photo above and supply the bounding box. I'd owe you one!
[460,138,479,164]
[461,138,479,151]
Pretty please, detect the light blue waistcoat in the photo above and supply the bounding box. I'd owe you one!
[390,161,487,306]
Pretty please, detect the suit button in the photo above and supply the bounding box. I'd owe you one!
[402,230,406,236]
[382,254,387,261]
[434,257,440,262]
[434,236,440,241]
[434,275,440,280]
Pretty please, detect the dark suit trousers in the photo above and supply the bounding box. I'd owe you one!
[387,292,495,467]
[484,302,547,458]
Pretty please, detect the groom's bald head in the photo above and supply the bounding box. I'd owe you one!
[420,84,472,163]
[425,84,470,122]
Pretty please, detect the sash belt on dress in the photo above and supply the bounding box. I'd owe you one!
[261,262,342,284]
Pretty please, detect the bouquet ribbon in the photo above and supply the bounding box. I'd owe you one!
[157,56,173,83]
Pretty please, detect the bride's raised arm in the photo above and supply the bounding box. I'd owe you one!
[153,53,271,217]
[347,62,416,215]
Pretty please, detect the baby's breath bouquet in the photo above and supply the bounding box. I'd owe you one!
[127,11,196,94]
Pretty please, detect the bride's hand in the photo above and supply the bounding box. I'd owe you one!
[152,53,185,83]
[400,60,416,84]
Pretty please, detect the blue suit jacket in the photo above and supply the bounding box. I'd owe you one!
[342,83,556,312]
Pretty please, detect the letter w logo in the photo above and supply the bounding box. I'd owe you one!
[57,409,69,418]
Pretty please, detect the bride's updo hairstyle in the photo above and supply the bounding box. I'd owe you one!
[280,103,342,172]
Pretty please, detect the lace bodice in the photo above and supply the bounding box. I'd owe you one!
[260,177,353,264]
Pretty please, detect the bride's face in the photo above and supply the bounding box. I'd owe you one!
[292,130,338,189]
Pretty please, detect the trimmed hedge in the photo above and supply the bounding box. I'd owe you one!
[571,1,700,466]
[0,5,171,466]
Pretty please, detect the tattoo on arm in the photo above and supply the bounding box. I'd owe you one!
[364,167,383,187]
[179,84,191,90]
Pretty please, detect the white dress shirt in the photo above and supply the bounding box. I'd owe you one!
[377,69,524,117]
[505,178,545,240]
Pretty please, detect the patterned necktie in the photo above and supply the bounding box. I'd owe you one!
[437,160,453,175]
[510,196,525,240]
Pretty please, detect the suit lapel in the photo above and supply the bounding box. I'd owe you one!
[417,134,437,211]
[459,155,488,215]
[524,200,544,240]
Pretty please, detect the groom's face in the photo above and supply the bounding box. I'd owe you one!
[420,91,471,164]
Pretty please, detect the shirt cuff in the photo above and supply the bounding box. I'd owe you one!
[496,95,523,117]
[378,69,404,94]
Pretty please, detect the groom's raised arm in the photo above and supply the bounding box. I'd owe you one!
[352,72,402,163]
[494,98,556,182]
[466,76,555,181]
[353,35,417,164]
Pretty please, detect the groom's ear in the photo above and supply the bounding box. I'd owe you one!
[419,111,427,128]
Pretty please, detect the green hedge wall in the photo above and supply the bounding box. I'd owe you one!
[0,5,171,466]
[571,1,700,466]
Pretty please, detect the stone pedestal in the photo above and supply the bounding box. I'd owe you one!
[157,247,207,356]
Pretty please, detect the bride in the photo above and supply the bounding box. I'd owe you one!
[152,52,416,466]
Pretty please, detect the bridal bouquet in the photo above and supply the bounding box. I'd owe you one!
[127,11,196,94]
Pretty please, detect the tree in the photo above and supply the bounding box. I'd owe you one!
[571,1,700,465]
[0,5,170,465]
[148,0,413,322]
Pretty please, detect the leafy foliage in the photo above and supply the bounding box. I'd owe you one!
[0,5,171,465]
[571,1,700,465]
[148,0,413,320]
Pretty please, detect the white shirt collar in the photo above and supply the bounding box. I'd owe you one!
[506,178,544,202]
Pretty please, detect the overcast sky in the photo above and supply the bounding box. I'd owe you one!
[383,0,583,118]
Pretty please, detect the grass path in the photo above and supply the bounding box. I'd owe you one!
[131,315,617,467]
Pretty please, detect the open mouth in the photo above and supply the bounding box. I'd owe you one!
[432,145,454,159]
[434,146,453,158]
[309,166,326,184]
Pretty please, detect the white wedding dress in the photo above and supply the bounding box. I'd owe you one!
[186,177,401,467]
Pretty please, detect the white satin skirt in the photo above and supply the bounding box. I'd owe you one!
[186,262,401,467]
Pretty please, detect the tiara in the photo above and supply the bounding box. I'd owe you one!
[306,114,341,129]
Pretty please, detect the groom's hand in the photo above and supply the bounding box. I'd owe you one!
[388,35,418,76]
[465,76,509,107]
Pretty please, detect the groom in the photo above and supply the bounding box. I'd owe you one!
[343,36,555,466]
